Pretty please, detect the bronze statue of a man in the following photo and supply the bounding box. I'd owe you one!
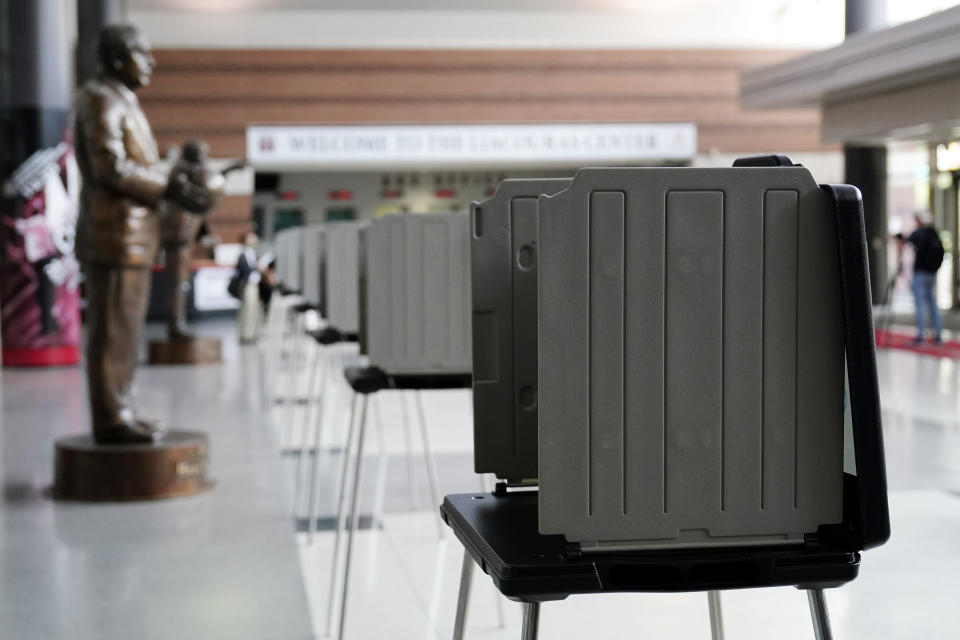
[75,25,211,444]
[161,141,248,341]
[161,140,223,340]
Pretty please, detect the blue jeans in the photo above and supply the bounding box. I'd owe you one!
[912,271,942,340]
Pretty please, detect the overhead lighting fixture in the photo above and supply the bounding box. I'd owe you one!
[937,142,960,172]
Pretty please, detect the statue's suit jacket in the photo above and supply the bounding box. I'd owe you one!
[74,75,166,267]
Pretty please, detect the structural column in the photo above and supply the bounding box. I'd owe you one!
[1,0,72,170]
[76,0,124,85]
[844,0,888,303]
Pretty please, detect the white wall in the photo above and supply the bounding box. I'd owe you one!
[128,1,845,50]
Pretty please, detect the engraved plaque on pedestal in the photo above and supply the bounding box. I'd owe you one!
[53,431,213,501]
[147,337,222,365]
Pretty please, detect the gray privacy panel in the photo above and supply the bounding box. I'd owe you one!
[357,226,369,354]
[276,227,305,293]
[365,212,471,375]
[301,224,326,310]
[538,167,844,550]
[274,228,292,287]
[324,221,366,334]
[471,179,571,481]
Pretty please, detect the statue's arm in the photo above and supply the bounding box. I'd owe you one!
[180,168,226,216]
[198,159,247,212]
[205,172,226,202]
[78,90,168,206]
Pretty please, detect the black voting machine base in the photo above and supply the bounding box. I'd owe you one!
[284,300,358,345]
[441,157,890,603]
[344,366,472,395]
[441,491,859,602]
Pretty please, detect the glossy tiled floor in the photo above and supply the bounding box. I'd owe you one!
[0,322,313,640]
[2,319,960,639]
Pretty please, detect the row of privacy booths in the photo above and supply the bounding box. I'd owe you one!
[274,222,366,339]
[264,155,889,640]
[263,211,475,638]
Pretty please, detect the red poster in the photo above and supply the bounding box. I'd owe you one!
[1,139,82,366]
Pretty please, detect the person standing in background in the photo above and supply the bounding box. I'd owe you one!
[896,211,945,346]
[235,231,262,343]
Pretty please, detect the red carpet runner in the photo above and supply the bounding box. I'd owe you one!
[875,328,960,359]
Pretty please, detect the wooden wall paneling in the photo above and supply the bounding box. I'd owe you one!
[698,126,834,153]
[201,195,252,243]
[208,195,252,221]
[144,69,740,101]
[142,48,828,162]
[157,131,246,158]
[144,100,819,130]
[151,49,808,71]
[205,220,254,244]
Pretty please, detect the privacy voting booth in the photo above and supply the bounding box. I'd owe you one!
[445,157,889,640]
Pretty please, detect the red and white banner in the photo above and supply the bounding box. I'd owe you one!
[1,139,82,366]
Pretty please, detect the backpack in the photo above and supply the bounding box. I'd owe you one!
[227,272,245,299]
[914,227,944,273]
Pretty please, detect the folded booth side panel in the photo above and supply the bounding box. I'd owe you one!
[538,167,844,550]
[471,179,571,482]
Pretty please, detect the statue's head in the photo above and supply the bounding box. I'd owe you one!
[181,140,209,165]
[97,24,155,90]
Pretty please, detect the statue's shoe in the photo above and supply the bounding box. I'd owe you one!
[168,323,195,341]
[135,418,166,436]
[94,420,164,445]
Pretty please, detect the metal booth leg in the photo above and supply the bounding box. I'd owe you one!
[293,338,322,516]
[520,602,540,640]
[278,312,299,448]
[477,475,505,629]
[337,394,370,640]
[370,395,389,531]
[452,549,475,640]
[324,392,360,633]
[400,392,420,510]
[413,390,445,538]
[304,350,332,542]
[261,302,280,401]
[807,589,834,640]
[707,591,724,640]
[286,312,308,449]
